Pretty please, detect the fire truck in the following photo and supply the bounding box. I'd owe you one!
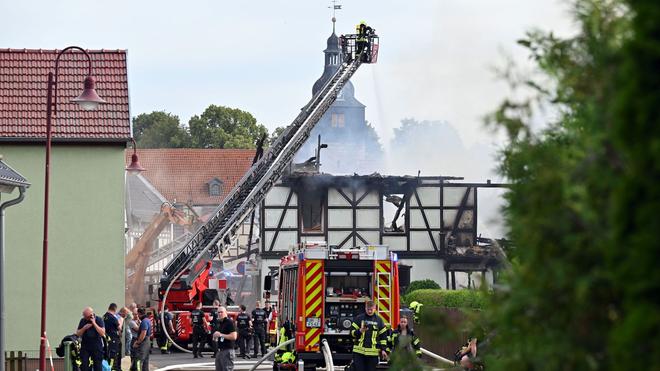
[156,25,380,351]
[273,242,400,368]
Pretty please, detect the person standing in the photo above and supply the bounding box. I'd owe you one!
[123,303,137,358]
[388,317,422,358]
[235,305,251,359]
[350,301,388,371]
[119,307,131,359]
[191,302,208,358]
[103,303,122,370]
[131,308,152,371]
[251,301,268,358]
[76,307,106,371]
[209,300,221,357]
[212,306,238,371]
[263,302,273,347]
[158,305,175,354]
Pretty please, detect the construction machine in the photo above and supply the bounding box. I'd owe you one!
[125,202,192,305]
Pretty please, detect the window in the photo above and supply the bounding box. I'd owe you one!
[331,113,345,128]
[208,178,223,196]
[300,188,325,233]
[383,193,407,234]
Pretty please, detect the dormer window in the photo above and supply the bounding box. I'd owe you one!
[208,178,223,196]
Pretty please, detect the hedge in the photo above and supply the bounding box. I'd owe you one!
[404,289,488,310]
[404,279,440,295]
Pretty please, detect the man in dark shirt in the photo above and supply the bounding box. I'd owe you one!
[212,306,237,371]
[251,301,268,358]
[158,305,175,354]
[131,308,152,371]
[235,305,251,358]
[191,301,208,358]
[76,307,106,371]
[103,303,122,370]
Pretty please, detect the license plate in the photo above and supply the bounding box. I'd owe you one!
[306,317,321,328]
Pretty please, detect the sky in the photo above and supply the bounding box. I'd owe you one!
[1,0,577,236]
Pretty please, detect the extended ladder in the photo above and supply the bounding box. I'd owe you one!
[161,34,376,290]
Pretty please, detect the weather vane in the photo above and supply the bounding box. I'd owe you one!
[329,0,342,32]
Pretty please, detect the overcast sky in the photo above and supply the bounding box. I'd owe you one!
[2,0,575,146]
[2,0,576,236]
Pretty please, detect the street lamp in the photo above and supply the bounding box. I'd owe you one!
[125,138,146,175]
[39,46,106,371]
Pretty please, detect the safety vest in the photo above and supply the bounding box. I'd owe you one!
[274,326,296,363]
[350,313,388,356]
[389,329,422,357]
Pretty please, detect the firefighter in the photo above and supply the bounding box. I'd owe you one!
[158,305,175,354]
[273,320,295,371]
[355,21,367,56]
[350,301,389,371]
[131,308,152,371]
[76,307,106,371]
[191,302,208,358]
[209,300,221,357]
[263,302,273,346]
[409,301,423,324]
[251,301,268,358]
[388,317,422,358]
[236,305,252,359]
[103,303,122,371]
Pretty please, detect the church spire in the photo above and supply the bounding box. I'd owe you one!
[328,0,341,34]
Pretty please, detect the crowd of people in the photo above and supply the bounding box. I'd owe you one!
[68,299,478,371]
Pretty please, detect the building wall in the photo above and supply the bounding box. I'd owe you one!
[0,144,125,351]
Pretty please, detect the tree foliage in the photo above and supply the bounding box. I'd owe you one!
[133,111,190,148]
[188,105,268,149]
[481,0,660,369]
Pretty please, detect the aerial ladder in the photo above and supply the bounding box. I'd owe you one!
[159,27,380,311]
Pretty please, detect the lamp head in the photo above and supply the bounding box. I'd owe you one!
[71,76,106,111]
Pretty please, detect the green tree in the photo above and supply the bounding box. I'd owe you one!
[480,0,660,369]
[188,105,268,149]
[132,111,191,148]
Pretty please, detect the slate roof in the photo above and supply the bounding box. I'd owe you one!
[0,157,30,188]
[0,48,131,142]
[126,149,256,206]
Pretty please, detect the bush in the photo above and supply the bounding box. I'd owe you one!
[405,289,487,310]
[404,279,440,295]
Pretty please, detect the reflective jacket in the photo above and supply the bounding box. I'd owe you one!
[388,326,422,357]
[350,313,388,356]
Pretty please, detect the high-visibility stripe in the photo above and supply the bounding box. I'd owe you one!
[305,263,321,280]
[306,296,322,316]
[305,284,322,305]
[303,260,324,351]
[375,260,392,326]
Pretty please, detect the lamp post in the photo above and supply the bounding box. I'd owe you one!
[39,46,106,371]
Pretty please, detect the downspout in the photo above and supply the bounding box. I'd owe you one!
[0,186,27,371]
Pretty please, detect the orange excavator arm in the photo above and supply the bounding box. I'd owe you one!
[126,203,181,304]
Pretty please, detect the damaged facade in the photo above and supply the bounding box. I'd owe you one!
[259,173,505,291]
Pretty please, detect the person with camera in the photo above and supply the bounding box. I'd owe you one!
[76,307,106,371]
[350,301,388,371]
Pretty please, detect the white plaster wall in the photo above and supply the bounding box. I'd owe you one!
[265,186,298,206]
[264,208,297,228]
[399,258,446,288]
[356,209,379,228]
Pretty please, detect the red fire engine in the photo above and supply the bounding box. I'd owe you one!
[273,242,400,368]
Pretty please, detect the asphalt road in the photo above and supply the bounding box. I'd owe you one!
[149,349,273,371]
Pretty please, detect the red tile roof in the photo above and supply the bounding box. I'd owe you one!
[0,48,131,142]
[127,149,256,206]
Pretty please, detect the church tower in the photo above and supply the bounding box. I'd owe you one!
[297,17,382,174]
